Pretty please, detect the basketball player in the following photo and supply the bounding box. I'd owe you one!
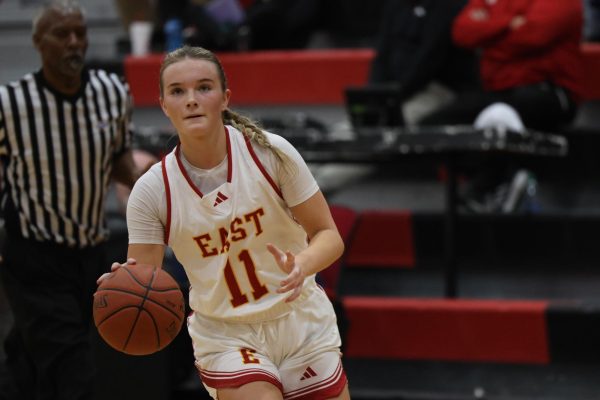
[100,45,351,399]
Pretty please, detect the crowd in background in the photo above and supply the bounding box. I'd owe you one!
[113,0,600,52]
[110,0,600,214]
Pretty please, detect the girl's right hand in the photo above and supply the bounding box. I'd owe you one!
[96,258,137,285]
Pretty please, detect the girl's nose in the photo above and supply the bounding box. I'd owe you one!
[186,91,198,107]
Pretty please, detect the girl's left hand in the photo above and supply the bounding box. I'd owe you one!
[267,243,305,302]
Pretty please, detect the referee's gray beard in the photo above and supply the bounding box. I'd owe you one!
[65,54,85,74]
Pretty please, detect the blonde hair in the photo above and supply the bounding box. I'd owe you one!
[159,46,294,174]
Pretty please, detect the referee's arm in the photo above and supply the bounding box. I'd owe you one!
[112,149,142,190]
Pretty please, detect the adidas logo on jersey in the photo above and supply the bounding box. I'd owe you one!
[213,191,229,207]
[300,366,317,381]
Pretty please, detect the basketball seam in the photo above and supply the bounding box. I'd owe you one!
[96,305,144,326]
[95,287,184,320]
[95,266,185,355]
[123,266,155,352]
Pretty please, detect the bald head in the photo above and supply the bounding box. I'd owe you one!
[32,0,88,94]
[33,0,85,37]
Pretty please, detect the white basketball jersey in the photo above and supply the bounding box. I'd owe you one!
[161,126,318,323]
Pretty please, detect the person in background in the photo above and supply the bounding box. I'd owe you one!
[419,0,584,132]
[113,0,156,31]
[584,0,600,42]
[113,0,158,55]
[242,0,322,50]
[98,45,350,399]
[369,0,480,124]
[416,0,584,212]
[157,0,246,51]
[0,1,144,398]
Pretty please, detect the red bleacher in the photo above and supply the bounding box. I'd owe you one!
[125,44,600,106]
[321,207,600,365]
[580,42,600,100]
[343,297,550,364]
[124,49,374,106]
[345,209,415,268]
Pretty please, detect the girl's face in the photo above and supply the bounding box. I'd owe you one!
[160,58,230,140]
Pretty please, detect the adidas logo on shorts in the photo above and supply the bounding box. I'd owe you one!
[300,366,317,380]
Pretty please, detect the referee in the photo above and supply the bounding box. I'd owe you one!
[0,1,143,399]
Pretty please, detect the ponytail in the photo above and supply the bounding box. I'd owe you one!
[223,109,296,176]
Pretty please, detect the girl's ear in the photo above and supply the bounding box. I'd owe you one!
[159,97,169,118]
[222,89,231,111]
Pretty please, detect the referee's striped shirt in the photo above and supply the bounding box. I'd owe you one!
[0,68,133,248]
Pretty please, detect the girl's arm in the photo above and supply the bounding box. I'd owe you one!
[127,243,166,268]
[268,190,344,302]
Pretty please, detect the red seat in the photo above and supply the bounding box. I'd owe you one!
[581,43,600,100]
[345,210,415,269]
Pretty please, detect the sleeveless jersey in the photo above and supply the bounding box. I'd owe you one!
[161,126,318,323]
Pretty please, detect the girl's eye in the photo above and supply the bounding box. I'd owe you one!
[169,87,183,95]
[198,85,211,92]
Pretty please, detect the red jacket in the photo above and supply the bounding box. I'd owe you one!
[452,0,584,101]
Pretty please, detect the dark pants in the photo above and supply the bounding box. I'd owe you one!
[418,82,579,201]
[418,82,578,132]
[0,235,108,400]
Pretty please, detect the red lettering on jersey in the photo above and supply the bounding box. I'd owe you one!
[193,209,263,258]
[225,259,249,307]
[224,250,269,308]
[239,249,268,301]
[244,208,265,236]
[230,217,247,242]
[219,227,230,253]
[193,233,218,257]
[239,348,260,364]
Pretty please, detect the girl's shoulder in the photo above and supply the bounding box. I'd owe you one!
[133,162,164,192]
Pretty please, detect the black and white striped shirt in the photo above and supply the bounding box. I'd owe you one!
[0,69,133,248]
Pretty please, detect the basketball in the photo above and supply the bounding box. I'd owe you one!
[93,264,185,356]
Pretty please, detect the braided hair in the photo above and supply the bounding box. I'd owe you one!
[159,46,295,175]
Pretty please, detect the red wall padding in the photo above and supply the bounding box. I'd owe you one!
[580,43,600,100]
[345,210,415,268]
[124,49,374,106]
[125,53,163,107]
[124,44,600,106]
[343,297,550,364]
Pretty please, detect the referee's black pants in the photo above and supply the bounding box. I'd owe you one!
[0,235,107,400]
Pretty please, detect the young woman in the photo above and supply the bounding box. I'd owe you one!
[99,45,351,400]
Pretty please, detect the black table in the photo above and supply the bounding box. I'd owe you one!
[291,125,568,298]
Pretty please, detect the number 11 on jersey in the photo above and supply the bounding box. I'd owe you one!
[224,249,269,307]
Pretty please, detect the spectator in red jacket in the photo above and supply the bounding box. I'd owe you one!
[418,0,584,132]
[418,0,584,213]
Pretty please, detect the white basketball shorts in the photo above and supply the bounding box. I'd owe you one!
[188,288,347,399]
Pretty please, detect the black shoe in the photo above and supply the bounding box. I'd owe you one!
[501,169,536,213]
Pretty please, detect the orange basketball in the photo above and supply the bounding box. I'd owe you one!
[93,264,185,356]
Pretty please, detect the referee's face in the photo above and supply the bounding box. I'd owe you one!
[33,9,88,83]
